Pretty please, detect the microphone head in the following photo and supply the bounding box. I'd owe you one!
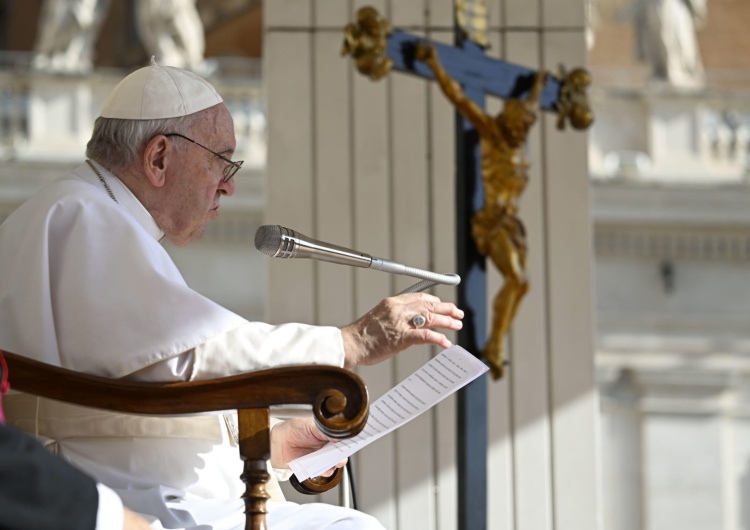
[254,225,371,266]
[254,225,282,256]
[254,225,298,258]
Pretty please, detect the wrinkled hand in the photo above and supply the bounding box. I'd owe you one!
[341,292,464,367]
[270,418,346,477]
[414,40,437,63]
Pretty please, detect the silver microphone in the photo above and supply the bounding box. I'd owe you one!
[254,225,460,292]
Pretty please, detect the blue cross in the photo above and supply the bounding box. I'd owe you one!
[387,29,563,110]
[344,14,585,526]
[385,30,561,530]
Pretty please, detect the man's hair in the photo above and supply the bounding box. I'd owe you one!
[85,113,201,172]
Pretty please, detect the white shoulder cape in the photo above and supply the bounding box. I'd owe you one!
[0,163,247,376]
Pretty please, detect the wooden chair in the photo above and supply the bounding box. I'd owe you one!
[1,350,369,530]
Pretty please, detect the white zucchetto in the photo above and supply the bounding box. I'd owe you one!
[100,57,223,120]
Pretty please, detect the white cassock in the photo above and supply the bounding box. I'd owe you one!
[0,162,384,530]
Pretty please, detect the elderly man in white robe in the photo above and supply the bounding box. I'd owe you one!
[0,60,464,529]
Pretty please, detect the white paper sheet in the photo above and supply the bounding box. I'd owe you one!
[289,344,489,481]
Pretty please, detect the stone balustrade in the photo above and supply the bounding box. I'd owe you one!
[0,53,266,171]
[590,86,750,183]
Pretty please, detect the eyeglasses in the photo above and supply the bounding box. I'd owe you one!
[164,133,243,182]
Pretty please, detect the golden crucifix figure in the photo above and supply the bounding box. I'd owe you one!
[415,41,546,379]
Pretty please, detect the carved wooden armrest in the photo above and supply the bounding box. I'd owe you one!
[2,351,369,529]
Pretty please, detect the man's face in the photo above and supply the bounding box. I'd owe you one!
[163,104,237,247]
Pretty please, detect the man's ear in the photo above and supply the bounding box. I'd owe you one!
[142,135,170,188]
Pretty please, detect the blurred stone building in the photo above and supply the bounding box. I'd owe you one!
[588,0,750,528]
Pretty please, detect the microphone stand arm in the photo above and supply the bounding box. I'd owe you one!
[368,258,461,294]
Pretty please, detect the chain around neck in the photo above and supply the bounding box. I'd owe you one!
[86,159,119,204]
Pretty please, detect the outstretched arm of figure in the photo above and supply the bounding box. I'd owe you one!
[414,41,493,136]
[526,70,548,108]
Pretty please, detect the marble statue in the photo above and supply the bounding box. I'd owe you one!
[135,0,205,71]
[632,0,708,88]
[33,0,111,73]
[33,0,205,72]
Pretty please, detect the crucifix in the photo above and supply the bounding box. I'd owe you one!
[342,5,592,529]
